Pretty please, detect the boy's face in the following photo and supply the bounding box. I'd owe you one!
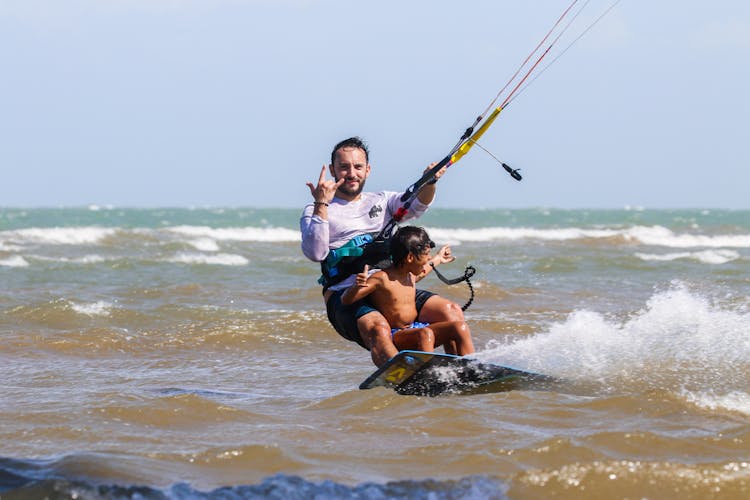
[406,246,432,273]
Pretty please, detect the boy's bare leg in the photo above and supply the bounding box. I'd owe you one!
[443,340,459,355]
[417,295,464,324]
[392,327,435,352]
[357,312,398,367]
[428,321,475,356]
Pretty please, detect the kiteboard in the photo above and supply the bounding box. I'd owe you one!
[359,350,557,397]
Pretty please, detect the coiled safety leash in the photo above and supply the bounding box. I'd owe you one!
[429,263,476,312]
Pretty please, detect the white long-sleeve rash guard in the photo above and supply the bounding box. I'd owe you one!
[300,191,429,291]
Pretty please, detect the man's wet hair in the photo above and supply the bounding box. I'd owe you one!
[390,226,435,268]
[331,137,369,165]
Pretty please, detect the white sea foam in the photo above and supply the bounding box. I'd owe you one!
[0,255,29,267]
[3,223,746,250]
[0,242,23,252]
[625,225,750,248]
[635,249,741,265]
[0,227,116,245]
[167,225,299,242]
[187,238,221,252]
[30,254,108,264]
[427,227,618,243]
[71,255,107,264]
[682,390,750,415]
[477,285,750,402]
[70,300,113,317]
[167,252,249,266]
[87,204,114,211]
[426,225,750,248]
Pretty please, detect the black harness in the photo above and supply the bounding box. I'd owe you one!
[319,233,391,291]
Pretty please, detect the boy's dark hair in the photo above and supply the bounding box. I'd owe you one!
[390,226,435,268]
[331,137,369,165]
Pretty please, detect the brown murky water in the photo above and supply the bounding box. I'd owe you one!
[2,208,750,498]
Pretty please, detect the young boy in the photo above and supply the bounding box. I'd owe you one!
[342,226,475,356]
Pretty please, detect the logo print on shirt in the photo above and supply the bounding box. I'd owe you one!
[369,205,383,219]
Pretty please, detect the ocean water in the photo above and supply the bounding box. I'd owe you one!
[1,206,750,499]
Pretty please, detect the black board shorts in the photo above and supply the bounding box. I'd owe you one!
[326,289,436,350]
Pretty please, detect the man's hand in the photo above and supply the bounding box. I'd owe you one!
[306,165,344,205]
[417,162,444,205]
[422,162,447,183]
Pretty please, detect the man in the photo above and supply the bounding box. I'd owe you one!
[300,137,465,367]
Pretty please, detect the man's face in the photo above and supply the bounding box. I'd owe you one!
[329,147,370,200]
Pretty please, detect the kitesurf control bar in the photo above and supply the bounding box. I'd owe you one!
[377,103,516,240]
[377,0,620,240]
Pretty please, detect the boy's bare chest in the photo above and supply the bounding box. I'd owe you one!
[381,276,415,303]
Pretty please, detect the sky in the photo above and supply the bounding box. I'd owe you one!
[1,0,749,209]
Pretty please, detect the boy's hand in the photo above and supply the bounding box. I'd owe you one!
[434,245,455,266]
[355,264,370,287]
[341,265,373,305]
